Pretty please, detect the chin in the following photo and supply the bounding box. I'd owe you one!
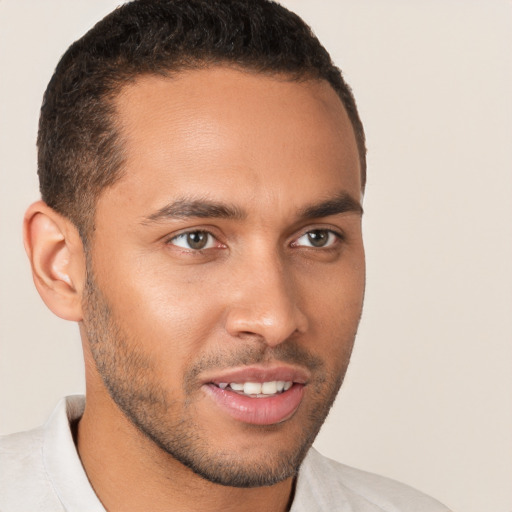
[173,442,309,488]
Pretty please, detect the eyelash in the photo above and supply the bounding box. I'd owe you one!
[166,230,223,252]
[166,228,344,252]
[291,229,343,249]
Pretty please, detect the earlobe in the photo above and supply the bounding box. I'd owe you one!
[23,201,86,322]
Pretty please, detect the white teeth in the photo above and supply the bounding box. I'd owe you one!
[219,381,294,396]
[261,381,277,395]
[243,382,262,395]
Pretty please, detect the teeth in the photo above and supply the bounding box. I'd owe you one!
[217,381,294,396]
[261,381,277,395]
[243,382,262,395]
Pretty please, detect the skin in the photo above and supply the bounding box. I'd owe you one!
[24,67,365,512]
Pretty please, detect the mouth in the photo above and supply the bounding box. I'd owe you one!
[202,366,308,426]
[213,380,293,397]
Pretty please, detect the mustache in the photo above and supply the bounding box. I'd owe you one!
[185,341,325,386]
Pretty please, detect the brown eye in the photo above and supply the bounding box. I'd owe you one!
[293,229,339,248]
[170,231,215,250]
[307,230,329,247]
[187,231,208,249]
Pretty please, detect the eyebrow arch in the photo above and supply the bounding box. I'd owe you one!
[143,198,247,224]
[142,191,362,225]
[298,192,363,219]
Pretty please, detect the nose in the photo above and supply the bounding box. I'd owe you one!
[223,250,309,347]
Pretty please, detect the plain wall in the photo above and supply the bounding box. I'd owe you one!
[1,1,511,511]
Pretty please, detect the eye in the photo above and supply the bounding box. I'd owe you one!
[292,229,340,248]
[169,230,218,250]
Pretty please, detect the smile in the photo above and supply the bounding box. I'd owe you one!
[215,381,293,397]
[202,366,308,425]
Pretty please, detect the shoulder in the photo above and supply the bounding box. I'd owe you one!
[0,425,64,511]
[0,396,88,512]
[293,448,452,512]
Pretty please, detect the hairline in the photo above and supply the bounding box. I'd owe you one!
[81,62,364,247]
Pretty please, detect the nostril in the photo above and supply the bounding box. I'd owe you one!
[224,305,307,347]
[222,263,308,344]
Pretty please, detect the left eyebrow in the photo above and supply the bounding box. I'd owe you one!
[298,192,363,220]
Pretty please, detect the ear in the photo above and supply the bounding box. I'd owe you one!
[23,201,86,322]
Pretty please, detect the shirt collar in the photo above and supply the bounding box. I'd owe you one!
[43,395,105,512]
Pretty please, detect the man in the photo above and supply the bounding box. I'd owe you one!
[0,1,451,510]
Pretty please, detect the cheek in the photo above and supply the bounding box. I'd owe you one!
[94,237,364,363]
[96,253,225,371]
[298,253,365,353]
[298,250,365,317]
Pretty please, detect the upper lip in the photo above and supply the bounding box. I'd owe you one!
[202,364,310,386]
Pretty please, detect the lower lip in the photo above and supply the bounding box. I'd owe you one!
[204,384,305,426]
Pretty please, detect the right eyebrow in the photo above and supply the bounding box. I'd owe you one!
[142,198,247,224]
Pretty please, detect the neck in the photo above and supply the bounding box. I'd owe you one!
[76,389,294,512]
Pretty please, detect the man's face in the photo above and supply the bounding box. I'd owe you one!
[81,67,365,487]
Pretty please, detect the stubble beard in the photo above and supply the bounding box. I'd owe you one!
[81,266,355,488]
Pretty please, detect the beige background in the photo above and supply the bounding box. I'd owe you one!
[1,1,511,511]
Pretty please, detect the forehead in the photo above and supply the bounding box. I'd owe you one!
[103,67,361,218]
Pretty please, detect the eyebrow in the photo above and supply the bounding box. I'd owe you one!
[143,198,246,223]
[142,191,362,225]
[298,192,363,219]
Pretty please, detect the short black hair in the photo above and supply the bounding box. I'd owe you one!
[38,0,366,239]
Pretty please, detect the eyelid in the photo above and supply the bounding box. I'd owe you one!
[165,228,225,251]
[163,225,344,251]
[290,227,345,248]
